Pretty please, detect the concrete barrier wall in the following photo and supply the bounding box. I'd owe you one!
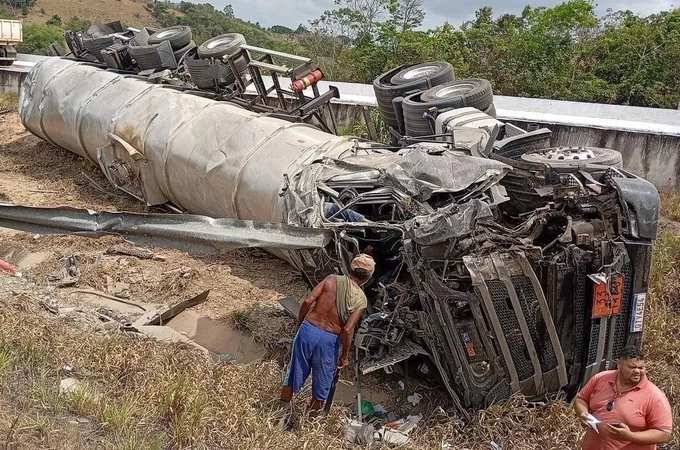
[0,66,27,94]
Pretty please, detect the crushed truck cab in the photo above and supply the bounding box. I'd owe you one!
[17,24,660,418]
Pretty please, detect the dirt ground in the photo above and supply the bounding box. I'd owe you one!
[0,108,408,416]
[0,111,308,336]
[0,106,679,449]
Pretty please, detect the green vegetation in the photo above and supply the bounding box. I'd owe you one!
[142,0,680,108]
[65,16,92,33]
[18,24,65,55]
[5,0,679,109]
[298,0,680,108]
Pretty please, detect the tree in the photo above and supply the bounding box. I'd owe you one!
[311,0,395,41]
[393,0,425,32]
[45,14,62,27]
[223,4,234,18]
[270,25,294,35]
[19,24,65,55]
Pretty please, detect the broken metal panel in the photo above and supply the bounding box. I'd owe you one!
[405,199,494,246]
[611,177,660,240]
[0,204,332,253]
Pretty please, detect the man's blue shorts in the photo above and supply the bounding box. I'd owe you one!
[283,321,340,401]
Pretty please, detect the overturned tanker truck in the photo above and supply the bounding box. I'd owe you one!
[19,29,659,416]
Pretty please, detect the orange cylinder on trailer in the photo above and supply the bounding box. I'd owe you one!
[292,69,324,92]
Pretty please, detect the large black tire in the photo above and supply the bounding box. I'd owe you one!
[148,26,192,50]
[173,40,196,64]
[389,62,454,87]
[402,92,439,137]
[373,62,454,131]
[197,33,245,59]
[420,79,493,111]
[185,51,234,89]
[484,103,497,118]
[81,35,116,62]
[520,146,622,168]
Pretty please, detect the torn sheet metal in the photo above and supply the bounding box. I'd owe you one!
[404,199,494,246]
[324,147,510,201]
[0,204,332,253]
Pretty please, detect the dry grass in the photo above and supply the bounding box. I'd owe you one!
[0,93,18,112]
[661,192,680,222]
[25,0,159,28]
[0,226,678,449]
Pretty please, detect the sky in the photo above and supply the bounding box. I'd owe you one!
[199,0,676,31]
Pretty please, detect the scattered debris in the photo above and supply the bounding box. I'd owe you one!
[106,244,167,261]
[105,276,130,298]
[59,377,81,394]
[144,290,210,326]
[48,255,80,287]
[407,392,422,406]
[39,297,59,315]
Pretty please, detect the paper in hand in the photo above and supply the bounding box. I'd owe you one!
[585,414,601,433]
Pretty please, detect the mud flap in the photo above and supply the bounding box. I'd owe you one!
[463,251,568,398]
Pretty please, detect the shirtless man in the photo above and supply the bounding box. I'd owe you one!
[279,254,375,413]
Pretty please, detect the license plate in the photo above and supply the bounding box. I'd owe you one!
[630,293,647,333]
[591,274,624,318]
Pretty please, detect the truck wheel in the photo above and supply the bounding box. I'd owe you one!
[373,61,454,131]
[390,62,454,87]
[497,146,624,215]
[520,146,622,168]
[420,79,493,111]
[173,40,196,64]
[197,33,245,59]
[148,26,193,50]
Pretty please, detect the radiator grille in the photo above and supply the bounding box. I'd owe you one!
[512,276,558,372]
[587,320,601,365]
[487,280,534,381]
[485,379,512,407]
[573,265,587,364]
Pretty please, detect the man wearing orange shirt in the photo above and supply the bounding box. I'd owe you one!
[574,346,672,449]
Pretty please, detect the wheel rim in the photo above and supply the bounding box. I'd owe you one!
[431,83,474,98]
[401,65,439,80]
[206,37,233,49]
[527,147,596,161]
[155,29,177,39]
